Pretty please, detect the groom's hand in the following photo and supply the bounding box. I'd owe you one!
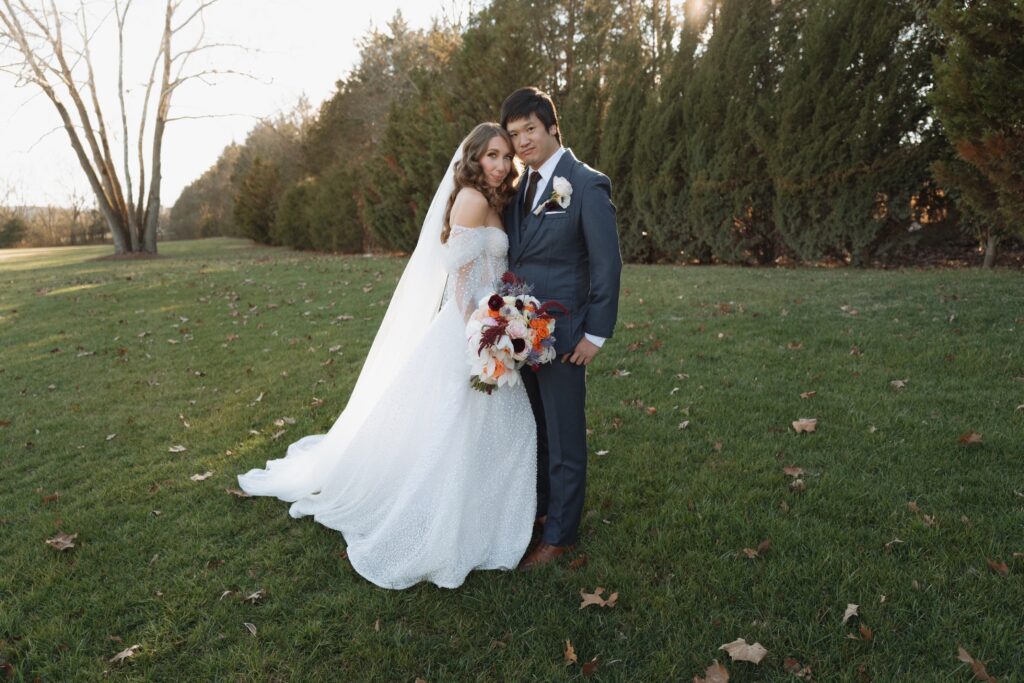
[562,338,600,366]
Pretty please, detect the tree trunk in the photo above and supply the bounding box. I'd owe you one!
[982,232,997,268]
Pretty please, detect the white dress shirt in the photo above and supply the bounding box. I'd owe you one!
[525,147,605,350]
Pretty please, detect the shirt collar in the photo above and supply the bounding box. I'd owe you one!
[528,146,566,185]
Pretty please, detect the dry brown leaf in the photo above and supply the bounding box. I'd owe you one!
[792,418,817,433]
[189,471,213,482]
[225,487,250,497]
[243,622,257,636]
[42,491,60,503]
[679,420,691,430]
[843,604,859,624]
[582,656,600,676]
[849,345,863,356]
[799,391,816,399]
[742,539,772,559]
[883,537,904,553]
[45,531,77,551]
[783,657,813,679]
[959,431,983,445]
[168,444,187,453]
[564,639,578,666]
[712,441,723,452]
[783,466,804,477]
[568,554,589,570]
[986,558,1009,577]
[580,587,618,609]
[719,638,768,664]
[957,646,996,682]
[858,625,874,641]
[907,501,921,514]
[693,660,729,683]
[244,589,265,604]
[787,341,803,350]
[889,379,908,390]
[108,643,141,664]
[789,479,807,493]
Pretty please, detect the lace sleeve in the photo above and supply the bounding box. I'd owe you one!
[441,226,487,321]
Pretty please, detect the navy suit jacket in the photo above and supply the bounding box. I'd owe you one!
[504,149,622,356]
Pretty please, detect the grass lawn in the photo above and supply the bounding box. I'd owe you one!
[1,237,1022,681]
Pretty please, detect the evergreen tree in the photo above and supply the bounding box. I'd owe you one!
[676,0,779,263]
[633,0,711,262]
[233,158,280,244]
[272,179,316,250]
[0,216,28,248]
[928,0,1024,267]
[599,17,654,262]
[767,0,944,264]
[308,163,363,253]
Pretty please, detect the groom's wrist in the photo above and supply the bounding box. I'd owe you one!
[584,333,605,348]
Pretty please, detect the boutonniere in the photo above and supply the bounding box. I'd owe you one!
[533,176,572,215]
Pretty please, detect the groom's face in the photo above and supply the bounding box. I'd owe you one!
[506,113,560,169]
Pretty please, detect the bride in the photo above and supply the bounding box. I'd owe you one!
[237,123,537,589]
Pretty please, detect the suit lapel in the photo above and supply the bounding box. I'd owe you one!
[511,149,578,263]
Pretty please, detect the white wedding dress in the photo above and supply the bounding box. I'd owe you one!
[237,221,536,589]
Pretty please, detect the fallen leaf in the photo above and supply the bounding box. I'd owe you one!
[678,420,691,430]
[789,479,807,493]
[890,379,908,390]
[693,660,729,683]
[783,466,804,477]
[957,646,996,682]
[106,433,117,441]
[190,471,213,482]
[580,587,618,609]
[792,418,817,433]
[594,450,610,456]
[799,391,816,399]
[582,656,600,676]
[858,625,874,641]
[225,487,250,497]
[243,622,257,636]
[907,501,921,514]
[742,539,772,559]
[986,558,1009,577]
[168,444,187,453]
[568,554,589,570]
[959,431,983,445]
[244,589,265,604]
[849,345,863,356]
[787,341,803,350]
[612,369,631,377]
[843,603,859,623]
[45,531,77,551]
[42,491,60,503]
[108,644,141,664]
[883,537,904,553]
[712,441,723,452]
[719,638,768,665]
[564,639,578,666]
[783,657,813,678]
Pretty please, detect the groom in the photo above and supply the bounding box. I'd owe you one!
[501,87,622,569]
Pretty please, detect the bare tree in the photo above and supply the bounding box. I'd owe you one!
[0,0,241,254]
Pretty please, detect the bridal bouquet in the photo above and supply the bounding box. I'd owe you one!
[466,272,561,394]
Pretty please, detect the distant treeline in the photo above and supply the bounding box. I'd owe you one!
[168,0,1024,266]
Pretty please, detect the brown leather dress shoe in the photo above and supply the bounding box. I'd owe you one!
[517,541,577,570]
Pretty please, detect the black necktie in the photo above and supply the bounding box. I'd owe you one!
[523,170,541,215]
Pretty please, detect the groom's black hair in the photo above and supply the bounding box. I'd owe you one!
[500,87,562,145]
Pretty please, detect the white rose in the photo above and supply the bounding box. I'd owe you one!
[552,176,572,197]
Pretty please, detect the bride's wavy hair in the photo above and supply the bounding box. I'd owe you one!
[441,123,519,243]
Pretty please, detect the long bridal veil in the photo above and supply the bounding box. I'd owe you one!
[237,137,467,504]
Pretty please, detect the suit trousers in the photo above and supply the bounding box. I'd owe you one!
[521,357,588,546]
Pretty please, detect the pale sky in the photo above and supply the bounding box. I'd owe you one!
[0,1,455,207]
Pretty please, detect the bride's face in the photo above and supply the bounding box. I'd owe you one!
[480,136,514,188]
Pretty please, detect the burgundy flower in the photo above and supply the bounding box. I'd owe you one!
[501,271,516,284]
[488,294,503,311]
[512,338,526,353]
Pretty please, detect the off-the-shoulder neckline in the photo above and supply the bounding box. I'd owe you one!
[450,224,505,233]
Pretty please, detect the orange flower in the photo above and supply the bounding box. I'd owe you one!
[492,360,506,379]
